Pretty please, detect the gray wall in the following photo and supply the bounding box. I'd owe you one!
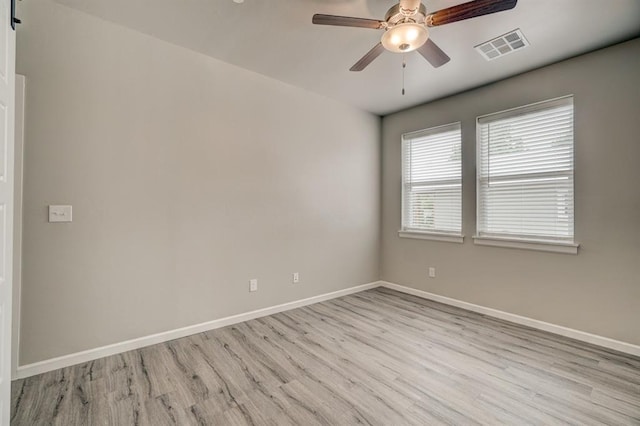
[17,0,380,365]
[381,38,640,346]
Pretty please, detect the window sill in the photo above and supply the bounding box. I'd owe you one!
[398,230,464,244]
[473,236,579,254]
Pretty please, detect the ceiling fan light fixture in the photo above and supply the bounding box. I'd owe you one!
[381,22,428,53]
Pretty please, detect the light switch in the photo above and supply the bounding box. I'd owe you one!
[49,205,72,223]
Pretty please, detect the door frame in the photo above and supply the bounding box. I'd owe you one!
[11,74,23,379]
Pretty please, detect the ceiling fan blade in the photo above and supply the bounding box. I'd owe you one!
[350,43,385,72]
[312,14,384,29]
[417,39,451,68]
[426,0,517,27]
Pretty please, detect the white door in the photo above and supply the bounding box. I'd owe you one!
[0,0,15,423]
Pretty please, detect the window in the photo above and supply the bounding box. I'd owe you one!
[476,96,577,253]
[400,122,462,242]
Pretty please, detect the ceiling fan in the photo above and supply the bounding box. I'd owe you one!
[312,0,518,71]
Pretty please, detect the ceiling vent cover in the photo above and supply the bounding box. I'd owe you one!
[475,29,529,61]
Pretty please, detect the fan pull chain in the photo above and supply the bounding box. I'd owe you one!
[402,55,406,96]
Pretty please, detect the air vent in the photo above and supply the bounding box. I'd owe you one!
[475,29,529,61]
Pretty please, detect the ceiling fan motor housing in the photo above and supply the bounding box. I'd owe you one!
[385,4,428,26]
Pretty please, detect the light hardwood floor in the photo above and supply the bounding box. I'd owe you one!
[10,288,640,425]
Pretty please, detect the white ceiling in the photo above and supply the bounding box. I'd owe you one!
[54,0,640,115]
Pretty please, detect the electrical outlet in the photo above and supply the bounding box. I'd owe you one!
[428,267,436,278]
[249,279,258,292]
[293,272,300,283]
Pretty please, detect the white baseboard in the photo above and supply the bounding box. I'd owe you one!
[15,281,381,380]
[15,279,640,380]
[381,281,640,358]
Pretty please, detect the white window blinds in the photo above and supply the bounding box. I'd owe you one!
[402,123,462,235]
[477,96,574,242]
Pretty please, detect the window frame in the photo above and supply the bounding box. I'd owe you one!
[399,122,464,243]
[474,95,579,254]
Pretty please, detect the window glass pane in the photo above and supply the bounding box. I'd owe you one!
[402,123,462,234]
[477,97,574,241]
